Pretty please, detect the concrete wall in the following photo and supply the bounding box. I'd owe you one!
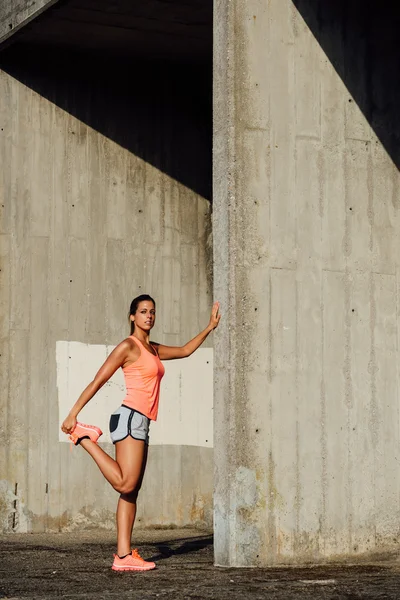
[214,0,400,565]
[0,47,213,532]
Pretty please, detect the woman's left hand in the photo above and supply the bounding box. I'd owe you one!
[208,301,221,330]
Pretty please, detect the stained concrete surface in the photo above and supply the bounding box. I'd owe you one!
[213,0,400,566]
[1,529,400,599]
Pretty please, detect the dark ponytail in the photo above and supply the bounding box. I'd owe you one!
[129,294,156,334]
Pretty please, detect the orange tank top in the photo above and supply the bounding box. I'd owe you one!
[122,336,165,421]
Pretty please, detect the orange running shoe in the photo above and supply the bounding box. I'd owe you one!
[69,422,103,446]
[112,549,156,572]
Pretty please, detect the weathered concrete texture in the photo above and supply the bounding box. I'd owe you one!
[0,0,59,46]
[2,530,400,599]
[0,49,213,532]
[213,0,400,566]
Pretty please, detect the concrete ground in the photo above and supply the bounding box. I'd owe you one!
[1,529,400,599]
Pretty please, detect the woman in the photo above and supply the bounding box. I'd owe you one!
[61,294,221,572]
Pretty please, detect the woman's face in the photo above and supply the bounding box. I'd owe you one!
[131,300,156,332]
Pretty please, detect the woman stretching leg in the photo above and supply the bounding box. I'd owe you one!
[61,294,221,571]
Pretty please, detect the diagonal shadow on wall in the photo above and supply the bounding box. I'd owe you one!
[292,0,400,170]
[0,43,212,200]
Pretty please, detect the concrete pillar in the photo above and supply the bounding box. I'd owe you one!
[213,0,400,566]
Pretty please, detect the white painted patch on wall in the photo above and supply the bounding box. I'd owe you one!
[56,341,213,447]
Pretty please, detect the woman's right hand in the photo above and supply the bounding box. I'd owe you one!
[208,301,221,331]
[61,413,77,435]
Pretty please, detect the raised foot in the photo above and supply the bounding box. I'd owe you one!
[69,422,103,446]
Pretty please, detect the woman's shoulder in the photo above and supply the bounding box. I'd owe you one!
[117,337,141,369]
[114,336,138,353]
[126,336,141,347]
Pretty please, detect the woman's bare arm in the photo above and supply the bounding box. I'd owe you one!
[61,339,132,433]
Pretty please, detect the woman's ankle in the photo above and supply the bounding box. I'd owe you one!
[80,438,94,449]
[117,548,131,558]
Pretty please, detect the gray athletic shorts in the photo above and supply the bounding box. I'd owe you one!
[109,405,150,445]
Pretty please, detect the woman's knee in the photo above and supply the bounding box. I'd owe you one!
[115,479,141,496]
[121,489,140,502]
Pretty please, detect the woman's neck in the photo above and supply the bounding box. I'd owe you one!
[132,331,150,344]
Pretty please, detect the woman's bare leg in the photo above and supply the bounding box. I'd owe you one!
[79,436,148,556]
[116,442,148,556]
[79,439,124,489]
[79,436,145,494]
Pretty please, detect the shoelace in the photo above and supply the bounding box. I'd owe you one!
[131,549,144,561]
[69,433,77,452]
